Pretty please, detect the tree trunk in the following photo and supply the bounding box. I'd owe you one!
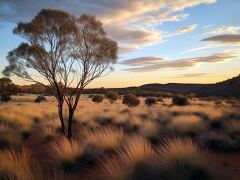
[58,101,65,134]
[67,108,75,139]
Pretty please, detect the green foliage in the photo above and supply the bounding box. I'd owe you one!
[105,91,118,103]
[0,78,18,102]
[144,97,157,107]
[92,95,104,104]
[172,95,189,106]
[122,94,140,107]
[34,95,47,103]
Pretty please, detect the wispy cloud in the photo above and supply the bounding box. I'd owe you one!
[201,34,240,43]
[205,26,240,35]
[162,73,213,78]
[173,24,198,35]
[119,56,164,66]
[122,51,238,72]
[182,33,240,54]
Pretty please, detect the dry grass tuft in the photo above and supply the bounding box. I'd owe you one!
[157,138,214,180]
[49,137,85,163]
[99,136,153,180]
[171,115,203,135]
[119,136,153,165]
[42,126,56,141]
[0,148,34,180]
[85,127,123,151]
[159,138,202,163]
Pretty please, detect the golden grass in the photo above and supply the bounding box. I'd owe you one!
[42,126,56,140]
[49,137,85,163]
[99,136,153,180]
[99,156,127,180]
[0,148,34,180]
[171,115,203,134]
[84,127,123,151]
[119,136,153,165]
[139,121,159,138]
[159,138,202,163]
[0,95,233,179]
[157,138,214,180]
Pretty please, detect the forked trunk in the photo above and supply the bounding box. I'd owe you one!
[67,108,74,139]
[58,101,65,134]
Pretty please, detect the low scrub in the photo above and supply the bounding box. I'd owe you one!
[172,95,189,106]
[34,95,47,103]
[91,95,104,104]
[122,94,140,107]
[144,97,157,107]
[105,92,118,103]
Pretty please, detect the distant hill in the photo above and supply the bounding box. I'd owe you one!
[139,83,209,93]
[108,74,240,98]
[136,75,240,98]
[193,75,240,98]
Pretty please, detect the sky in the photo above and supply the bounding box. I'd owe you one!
[0,0,240,88]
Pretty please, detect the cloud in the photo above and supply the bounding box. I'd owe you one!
[182,34,240,54]
[162,73,210,78]
[123,52,237,72]
[177,73,208,78]
[0,0,217,53]
[105,25,162,47]
[119,56,164,66]
[201,34,240,43]
[205,26,240,35]
[118,46,140,54]
[174,24,198,35]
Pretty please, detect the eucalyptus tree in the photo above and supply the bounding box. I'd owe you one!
[3,9,118,138]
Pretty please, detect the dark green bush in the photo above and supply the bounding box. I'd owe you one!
[92,95,104,104]
[34,95,47,103]
[105,91,118,103]
[122,94,140,107]
[145,97,157,107]
[172,95,189,106]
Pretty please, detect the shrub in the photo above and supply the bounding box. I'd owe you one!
[122,94,140,107]
[0,78,17,102]
[34,95,47,103]
[105,91,118,103]
[156,97,164,102]
[88,94,94,98]
[92,95,104,104]
[0,94,11,102]
[172,95,189,106]
[144,97,157,107]
[201,134,238,151]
